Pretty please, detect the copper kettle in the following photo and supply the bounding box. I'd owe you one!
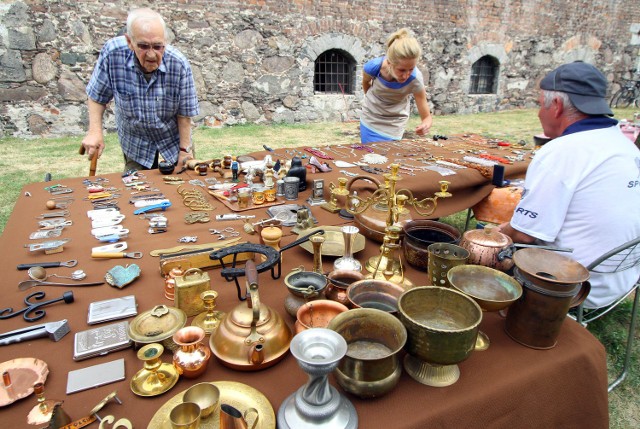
[210,260,293,371]
[458,226,514,272]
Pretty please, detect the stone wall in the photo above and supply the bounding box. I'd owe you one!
[1,0,639,137]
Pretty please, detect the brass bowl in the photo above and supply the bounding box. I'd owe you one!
[328,308,407,398]
[299,226,366,256]
[183,382,220,419]
[398,286,482,366]
[295,300,349,333]
[346,279,406,314]
[284,270,328,298]
[447,265,522,312]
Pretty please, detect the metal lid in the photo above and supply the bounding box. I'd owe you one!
[127,305,187,344]
[462,226,510,248]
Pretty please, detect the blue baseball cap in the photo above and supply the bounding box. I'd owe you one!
[540,61,613,116]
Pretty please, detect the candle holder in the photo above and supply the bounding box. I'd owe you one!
[277,328,357,428]
[27,382,63,425]
[130,343,179,397]
[191,290,225,335]
[365,225,413,288]
[346,164,451,269]
[322,177,349,213]
[311,235,325,274]
[333,226,362,272]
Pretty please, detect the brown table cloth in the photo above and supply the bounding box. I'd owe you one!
[0,164,608,428]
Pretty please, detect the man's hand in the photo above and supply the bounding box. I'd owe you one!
[415,117,432,136]
[81,132,105,160]
[177,151,193,168]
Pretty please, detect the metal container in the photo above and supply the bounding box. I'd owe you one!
[402,220,461,272]
[458,226,514,271]
[328,308,407,398]
[283,177,300,200]
[127,305,187,352]
[505,248,590,349]
[175,268,211,317]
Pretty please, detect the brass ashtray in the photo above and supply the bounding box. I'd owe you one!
[299,226,365,256]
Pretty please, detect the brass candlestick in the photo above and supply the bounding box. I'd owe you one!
[192,290,225,335]
[310,235,325,274]
[347,164,451,271]
[365,225,413,288]
[322,177,349,213]
[27,382,63,425]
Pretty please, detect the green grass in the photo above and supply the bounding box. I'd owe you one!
[1,108,638,427]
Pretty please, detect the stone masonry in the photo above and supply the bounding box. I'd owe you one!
[0,0,639,137]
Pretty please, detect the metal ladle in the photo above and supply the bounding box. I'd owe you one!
[27,266,87,281]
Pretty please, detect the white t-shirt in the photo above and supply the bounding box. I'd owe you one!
[511,125,640,308]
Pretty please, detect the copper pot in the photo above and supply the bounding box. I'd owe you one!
[458,226,514,271]
[325,269,365,306]
[210,260,292,371]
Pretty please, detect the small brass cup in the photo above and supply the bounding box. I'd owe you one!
[169,402,201,429]
[183,383,220,420]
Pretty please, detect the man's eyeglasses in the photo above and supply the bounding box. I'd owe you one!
[136,42,165,52]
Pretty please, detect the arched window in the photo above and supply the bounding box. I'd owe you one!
[314,50,355,94]
[470,56,499,94]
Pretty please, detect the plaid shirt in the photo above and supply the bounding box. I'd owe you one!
[86,36,199,167]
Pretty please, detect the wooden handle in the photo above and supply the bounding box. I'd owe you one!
[245,259,258,286]
[79,144,98,176]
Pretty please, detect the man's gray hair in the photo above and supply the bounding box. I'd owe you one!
[126,8,167,39]
[542,89,580,117]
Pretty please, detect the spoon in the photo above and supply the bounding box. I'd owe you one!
[18,280,105,291]
[27,267,87,281]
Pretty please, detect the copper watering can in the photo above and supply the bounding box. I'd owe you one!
[210,260,293,370]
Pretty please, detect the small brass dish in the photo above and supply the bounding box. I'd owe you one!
[447,265,522,312]
[299,226,365,256]
[128,305,187,351]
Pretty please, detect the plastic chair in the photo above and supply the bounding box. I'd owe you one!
[576,236,640,392]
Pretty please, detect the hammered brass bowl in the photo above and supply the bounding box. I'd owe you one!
[346,279,406,314]
[447,265,522,312]
[398,286,482,386]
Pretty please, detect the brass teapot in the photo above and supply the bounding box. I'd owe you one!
[210,260,292,371]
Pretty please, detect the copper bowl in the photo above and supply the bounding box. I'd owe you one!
[447,265,522,312]
[326,269,366,307]
[403,220,461,271]
[346,279,406,314]
[295,300,349,333]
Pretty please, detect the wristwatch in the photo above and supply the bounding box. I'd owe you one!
[179,145,192,154]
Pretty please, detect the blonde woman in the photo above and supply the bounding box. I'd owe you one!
[360,28,432,143]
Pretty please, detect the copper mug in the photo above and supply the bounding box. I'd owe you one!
[220,404,259,429]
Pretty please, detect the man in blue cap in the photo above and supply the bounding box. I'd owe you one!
[500,61,640,309]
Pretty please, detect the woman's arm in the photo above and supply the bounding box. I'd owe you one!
[413,89,432,136]
[362,71,374,94]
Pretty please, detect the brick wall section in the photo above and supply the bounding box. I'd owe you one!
[0,0,639,137]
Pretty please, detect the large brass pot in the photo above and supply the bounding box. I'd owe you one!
[458,226,514,271]
[328,308,407,398]
[210,261,292,370]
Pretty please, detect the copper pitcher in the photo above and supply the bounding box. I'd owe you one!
[210,260,292,370]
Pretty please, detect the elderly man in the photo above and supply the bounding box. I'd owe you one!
[82,8,199,171]
[500,61,640,309]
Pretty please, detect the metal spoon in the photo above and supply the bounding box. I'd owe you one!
[18,280,105,291]
[27,267,87,281]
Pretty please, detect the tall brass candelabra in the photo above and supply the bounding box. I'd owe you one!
[346,163,452,277]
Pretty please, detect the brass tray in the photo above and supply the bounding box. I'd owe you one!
[147,380,275,428]
[0,358,49,406]
[299,226,365,257]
